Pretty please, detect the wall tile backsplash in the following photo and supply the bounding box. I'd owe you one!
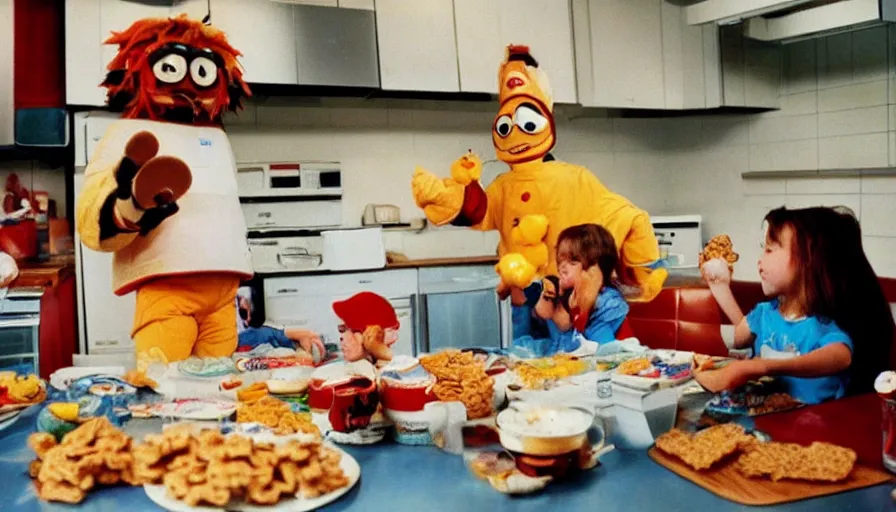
[219,25,895,279]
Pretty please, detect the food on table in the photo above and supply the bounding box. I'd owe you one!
[0,372,46,405]
[693,354,716,372]
[420,350,494,419]
[655,424,757,470]
[699,234,739,273]
[134,425,348,506]
[47,402,80,422]
[616,357,652,376]
[28,417,137,504]
[236,382,268,402]
[122,369,158,389]
[234,355,311,372]
[468,451,517,480]
[265,378,309,395]
[735,441,856,482]
[705,377,802,417]
[875,370,896,400]
[220,377,243,391]
[236,396,319,437]
[747,392,802,416]
[514,354,590,389]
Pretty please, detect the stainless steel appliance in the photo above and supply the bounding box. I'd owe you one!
[414,265,511,353]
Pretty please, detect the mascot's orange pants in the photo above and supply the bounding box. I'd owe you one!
[133,274,239,369]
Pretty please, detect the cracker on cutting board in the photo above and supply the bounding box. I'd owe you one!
[655,424,756,471]
[735,441,856,482]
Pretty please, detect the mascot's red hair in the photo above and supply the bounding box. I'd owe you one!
[76,14,254,370]
[102,14,251,125]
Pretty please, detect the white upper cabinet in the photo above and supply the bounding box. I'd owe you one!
[454,0,577,103]
[374,0,460,92]
[572,0,780,110]
[211,0,299,84]
[0,0,12,145]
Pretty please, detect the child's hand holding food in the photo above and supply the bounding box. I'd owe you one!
[694,359,768,393]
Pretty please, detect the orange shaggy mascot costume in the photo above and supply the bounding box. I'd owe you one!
[413,45,667,302]
[75,16,253,369]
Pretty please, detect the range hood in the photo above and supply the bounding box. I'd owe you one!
[744,0,896,43]
[685,0,819,25]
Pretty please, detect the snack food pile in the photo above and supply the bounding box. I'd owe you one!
[513,354,590,389]
[135,426,348,506]
[655,424,857,482]
[28,418,137,504]
[420,350,494,419]
[236,396,319,436]
[26,417,349,506]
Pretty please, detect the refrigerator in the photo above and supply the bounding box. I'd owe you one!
[72,111,138,367]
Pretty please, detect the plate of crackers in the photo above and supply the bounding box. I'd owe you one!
[654,423,857,482]
[141,430,360,512]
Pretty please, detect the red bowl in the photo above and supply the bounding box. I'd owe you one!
[308,378,335,411]
[380,379,437,412]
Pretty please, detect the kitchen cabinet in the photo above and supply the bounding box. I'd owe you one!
[572,0,780,110]
[0,0,13,145]
[338,0,374,9]
[454,0,577,104]
[212,0,298,84]
[374,0,460,92]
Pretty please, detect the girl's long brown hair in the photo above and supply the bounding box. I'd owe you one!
[765,206,894,394]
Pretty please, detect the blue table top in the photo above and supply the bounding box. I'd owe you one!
[0,406,892,512]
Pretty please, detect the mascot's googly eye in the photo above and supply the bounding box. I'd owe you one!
[513,105,548,135]
[152,54,188,84]
[190,56,218,87]
[495,115,513,138]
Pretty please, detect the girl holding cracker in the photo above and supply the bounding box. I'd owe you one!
[698,206,894,403]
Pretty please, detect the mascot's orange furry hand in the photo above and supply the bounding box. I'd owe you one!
[113,131,192,235]
[411,168,465,226]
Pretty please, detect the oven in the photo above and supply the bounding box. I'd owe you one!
[0,287,42,375]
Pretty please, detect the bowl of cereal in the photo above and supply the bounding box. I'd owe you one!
[496,403,609,457]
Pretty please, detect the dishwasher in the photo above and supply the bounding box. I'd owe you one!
[413,265,511,353]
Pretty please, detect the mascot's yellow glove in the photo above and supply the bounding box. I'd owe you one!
[411,167,465,226]
[495,253,537,289]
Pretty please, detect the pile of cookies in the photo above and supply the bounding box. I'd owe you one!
[236,396,320,436]
[134,426,349,506]
[28,417,137,503]
[420,350,494,419]
[656,424,856,482]
[27,417,350,506]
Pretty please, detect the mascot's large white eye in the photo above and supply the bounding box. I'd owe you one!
[514,105,548,135]
[152,54,188,84]
[494,115,513,138]
[190,56,218,87]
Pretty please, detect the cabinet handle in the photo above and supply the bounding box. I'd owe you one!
[358,279,372,284]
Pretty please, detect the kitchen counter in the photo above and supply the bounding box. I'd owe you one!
[10,254,75,289]
[386,255,499,269]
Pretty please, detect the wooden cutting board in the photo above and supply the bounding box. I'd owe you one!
[648,446,892,506]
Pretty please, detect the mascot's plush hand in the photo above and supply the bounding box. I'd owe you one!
[411,167,464,226]
[495,253,536,290]
[115,131,193,235]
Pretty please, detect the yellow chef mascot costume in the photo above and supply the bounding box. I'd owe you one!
[76,15,253,369]
[412,45,667,303]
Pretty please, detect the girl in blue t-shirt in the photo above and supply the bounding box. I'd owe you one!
[699,206,894,404]
[510,223,629,356]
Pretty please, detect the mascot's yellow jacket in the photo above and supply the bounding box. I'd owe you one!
[413,45,667,302]
[76,15,253,368]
